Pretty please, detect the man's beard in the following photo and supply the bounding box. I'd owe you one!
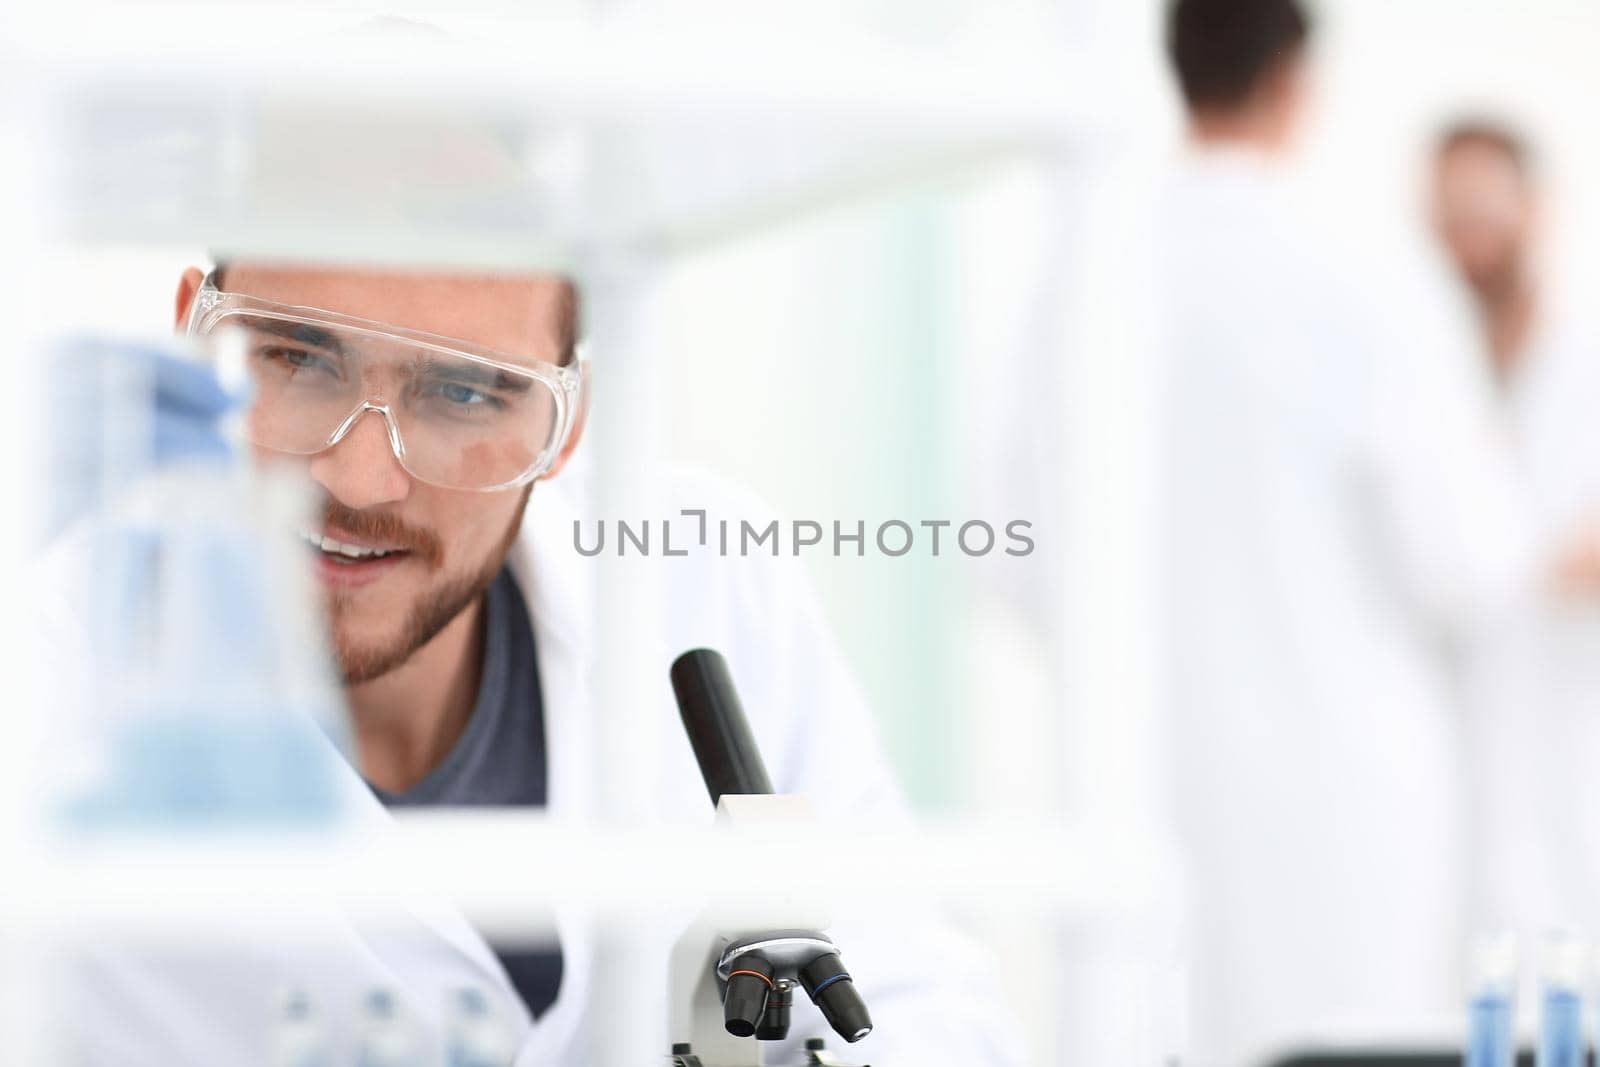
[323,488,531,686]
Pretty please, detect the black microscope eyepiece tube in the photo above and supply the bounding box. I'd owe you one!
[754,979,793,1041]
[670,649,775,804]
[722,952,774,1038]
[798,952,873,1043]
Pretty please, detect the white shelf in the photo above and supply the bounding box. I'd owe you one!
[25,9,1114,264]
[12,814,1167,931]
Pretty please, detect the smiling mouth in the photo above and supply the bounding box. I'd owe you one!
[298,528,408,564]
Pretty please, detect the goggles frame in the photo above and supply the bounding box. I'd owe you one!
[184,270,587,492]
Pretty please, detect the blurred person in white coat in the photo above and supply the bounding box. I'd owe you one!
[1155,2,1564,1062]
[1432,121,1600,939]
[35,262,1022,1067]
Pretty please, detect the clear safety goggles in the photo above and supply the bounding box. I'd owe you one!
[184,272,586,492]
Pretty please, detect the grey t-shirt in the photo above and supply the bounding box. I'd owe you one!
[369,567,562,1018]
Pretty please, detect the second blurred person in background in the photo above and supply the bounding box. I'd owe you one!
[1431,120,1600,947]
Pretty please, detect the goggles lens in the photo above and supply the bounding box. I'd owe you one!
[197,309,568,491]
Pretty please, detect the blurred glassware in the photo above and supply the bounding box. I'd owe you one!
[44,337,353,829]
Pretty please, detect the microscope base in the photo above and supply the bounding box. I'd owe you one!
[668,1043,868,1067]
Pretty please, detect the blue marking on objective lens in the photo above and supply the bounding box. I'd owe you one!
[810,973,850,998]
[1467,991,1513,1067]
[1538,986,1583,1067]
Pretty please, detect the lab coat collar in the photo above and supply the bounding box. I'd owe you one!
[499,462,601,1063]
[504,464,595,823]
[1173,142,1295,199]
[1179,140,1286,172]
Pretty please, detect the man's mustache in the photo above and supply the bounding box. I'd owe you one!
[320,501,443,566]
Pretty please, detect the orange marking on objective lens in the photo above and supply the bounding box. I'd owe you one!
[728,969,774,988]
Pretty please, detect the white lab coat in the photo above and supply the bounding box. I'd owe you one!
[33,455,1022,1067]
[1463,311,1600,940]
[1154,149,1531,1066]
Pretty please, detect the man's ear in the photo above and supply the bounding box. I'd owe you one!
[540,382,589,482]
[174,267,205,331]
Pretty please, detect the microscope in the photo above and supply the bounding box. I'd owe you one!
[666,649,874,1067]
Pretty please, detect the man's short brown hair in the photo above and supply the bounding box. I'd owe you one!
[1435,118,1533,177]
[1167,0,1311,113]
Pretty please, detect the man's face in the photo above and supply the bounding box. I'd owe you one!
[188,263,576,684]
[1432,141,1535,296]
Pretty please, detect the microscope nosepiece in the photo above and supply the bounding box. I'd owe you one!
[798,952,873,1043]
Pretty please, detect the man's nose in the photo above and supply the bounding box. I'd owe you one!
[308,408,411,510]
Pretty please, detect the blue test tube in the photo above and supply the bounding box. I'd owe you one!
[1536,933,1587,1067]
[1467,932,1516,1067]
[1469,988,1515,1067]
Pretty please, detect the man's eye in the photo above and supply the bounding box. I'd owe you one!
[440,383,487,406]
[426,381,505,411]
[257,346,331,372]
